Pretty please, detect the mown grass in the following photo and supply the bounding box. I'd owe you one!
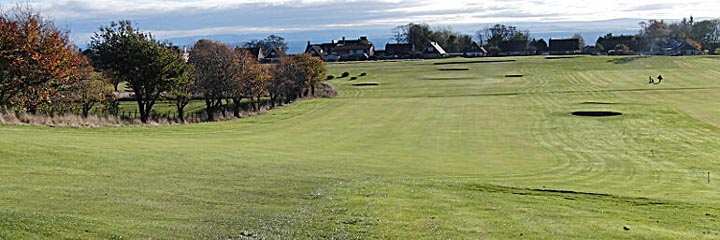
[2,55,720,239]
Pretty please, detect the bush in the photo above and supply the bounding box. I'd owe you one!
[359,72,367,76]
[341,72,350,78]
[349,77,357,81]
[326,75,335,80]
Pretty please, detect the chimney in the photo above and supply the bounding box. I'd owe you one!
[342,36,346,43]
[307,41,311,46]
[360,36,367,41]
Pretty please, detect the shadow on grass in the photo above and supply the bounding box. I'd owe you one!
[608,56,649,64]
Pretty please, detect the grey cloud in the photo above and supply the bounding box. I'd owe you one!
[625,3,678,11]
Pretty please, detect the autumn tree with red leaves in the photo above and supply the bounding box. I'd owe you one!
[0,6,83,114]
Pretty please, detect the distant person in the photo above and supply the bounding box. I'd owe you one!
[648,75,654,84]
[657,74,663,83]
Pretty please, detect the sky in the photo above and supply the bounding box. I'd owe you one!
[1,0,717,52]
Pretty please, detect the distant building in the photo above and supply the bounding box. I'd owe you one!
[305,44,324,58]
[463,42,487,57]
[236,47,266,62]
[182,47,190,62]
[662,40,701,56]
[423,42,447,59]
[384,43,413,58]
[263,48,284,63]
[548,38,581,55]
[498,40,533,56]
[305,36,374,61]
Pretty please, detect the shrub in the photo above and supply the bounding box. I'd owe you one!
[341,72,350,78]
[349,77,357,81]
[359,72,367,76]
[315,83,338,98]
[327,75,335,80]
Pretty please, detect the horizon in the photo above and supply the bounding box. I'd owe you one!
[1,0,715,52]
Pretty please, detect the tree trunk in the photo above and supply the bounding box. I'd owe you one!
[82,104,91,118]
[232,97,242,118]
[270,94,276,108]
[138,104,148,123]
[177,103,185,122]
[204,97,215,122]
[176,96,188,123]
[220,98,228,118]
[311,84,316,96]
[253,96,260,111]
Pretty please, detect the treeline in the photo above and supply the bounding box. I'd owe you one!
[597,17,720,54]
[391,23,578,56]
[394,17,720,55]
[186,39,325,122]
[1,7,327,124]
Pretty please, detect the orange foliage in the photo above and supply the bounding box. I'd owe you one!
[0,8,82,113]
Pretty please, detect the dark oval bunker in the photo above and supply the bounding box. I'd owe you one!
[571,111,623,117]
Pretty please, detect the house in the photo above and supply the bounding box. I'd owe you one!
[423,42,447,58]
[385,43,413,58]
[305,44,324,58]
[305,36,374,61]
[463,41,487,57]
[304,42,336,58]
[305,41,338,61]
[335,36,374,60]
[236,47,266,62]
[263,48,284,63]
[498,40,533,56]
[548,38,581,55]
[662,40,701,56]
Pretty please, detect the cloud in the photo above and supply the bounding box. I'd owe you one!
[2,0,718,44]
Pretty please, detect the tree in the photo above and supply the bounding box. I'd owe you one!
[227,49,259,118]
[189,39,236,121]
[268,55,302,107]
[477,24,529,50]
[293,54,326,97]
[169,60,194,122]
[70,57,115,118]
[691,19,720,51]
[596,33,641,53]
[531,38,548,53]
[431,27,475,53]
[243,34,288,53]
[638,20,670,53]
[393,23,435,54]
[572,33,585,48]
[0,5,82,113]
[89,20,188,123]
